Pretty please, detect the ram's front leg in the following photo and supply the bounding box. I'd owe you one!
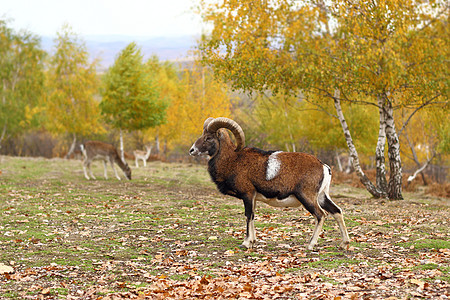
[241,193,257,249]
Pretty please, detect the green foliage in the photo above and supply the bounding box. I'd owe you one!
[0,19,45,142]
[238,91,377,156]
[44,24,104,137]
[424,106,450,155]
[250,93,305,150]
[100,43,168,132]
[299,100,346,152]
[398,104,449,169]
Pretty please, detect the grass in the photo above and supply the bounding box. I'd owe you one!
[0,155,449,299]
[401,239,450,250]
[306,258,361,269]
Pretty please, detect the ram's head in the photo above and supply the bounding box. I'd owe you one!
[189,117,245,157]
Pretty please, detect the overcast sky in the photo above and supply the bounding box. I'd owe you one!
[0,0,204,37]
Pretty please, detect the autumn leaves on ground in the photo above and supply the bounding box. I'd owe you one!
[0,156,449,299]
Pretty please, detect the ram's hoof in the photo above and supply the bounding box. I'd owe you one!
[306,241,317,250]
[241,240,255,249]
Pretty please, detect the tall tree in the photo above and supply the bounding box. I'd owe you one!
[45,24,103,157]
[100,43,168,161]
[147,61,232,155]
[198,0,448,200]
[140,56,180,154]
[0,19,45,150]
[399,105,448,184]
[179,62,232,150]
[328,0,448,199]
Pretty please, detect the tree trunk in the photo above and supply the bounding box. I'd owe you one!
[404,130,429,185]
[375,96,388,192]
[0,122,6,150]
[65,133,77,159]
[336,150,343,172]
[333,90,384,198]
[407,154,435,184]
[345,155,353,174]
[285,143,291,152]
[119,129,125,163]
[383,100,403,200]
[154,134,160,155]
[284,104,296,152]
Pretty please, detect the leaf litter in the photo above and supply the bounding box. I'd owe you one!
[0,157,449,299]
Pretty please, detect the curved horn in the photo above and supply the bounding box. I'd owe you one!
[203,117,215,131]
[206,117,245,151]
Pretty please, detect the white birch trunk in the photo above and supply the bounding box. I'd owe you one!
[119,129,125,163]
[333,90,384,198]
[375,95,388,192]
[336,150,343,172]
[383,100,403,200]
[155,134,160,155]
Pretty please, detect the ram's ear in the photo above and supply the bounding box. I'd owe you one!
[216,131,223,139]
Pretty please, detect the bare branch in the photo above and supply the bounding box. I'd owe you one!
[398,93,444,136]
[407,152,436,183]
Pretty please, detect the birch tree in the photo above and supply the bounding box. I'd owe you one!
[100,43,168,161]
[45,24,103,157]
[198,0,448,200]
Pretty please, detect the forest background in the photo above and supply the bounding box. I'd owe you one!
[0,0,448,199]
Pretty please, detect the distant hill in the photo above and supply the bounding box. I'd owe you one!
[41,35,199,71]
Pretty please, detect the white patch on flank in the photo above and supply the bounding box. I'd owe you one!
[266,151,283,180]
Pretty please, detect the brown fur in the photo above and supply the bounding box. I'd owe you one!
[190,119,350,250]
[81,141,131,180]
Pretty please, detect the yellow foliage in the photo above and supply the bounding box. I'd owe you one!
[145,62,232,153]
[132,57,231,154]
[198,0,448,162]
[44,25,105,138]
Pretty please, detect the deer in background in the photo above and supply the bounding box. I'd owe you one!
[133,145,152,167]
[80,141,131,180]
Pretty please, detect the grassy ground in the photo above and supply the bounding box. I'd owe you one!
[0,155,449,299]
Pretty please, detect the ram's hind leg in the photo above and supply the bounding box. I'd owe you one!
[319,193,350,249]
[294,190,326,250]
